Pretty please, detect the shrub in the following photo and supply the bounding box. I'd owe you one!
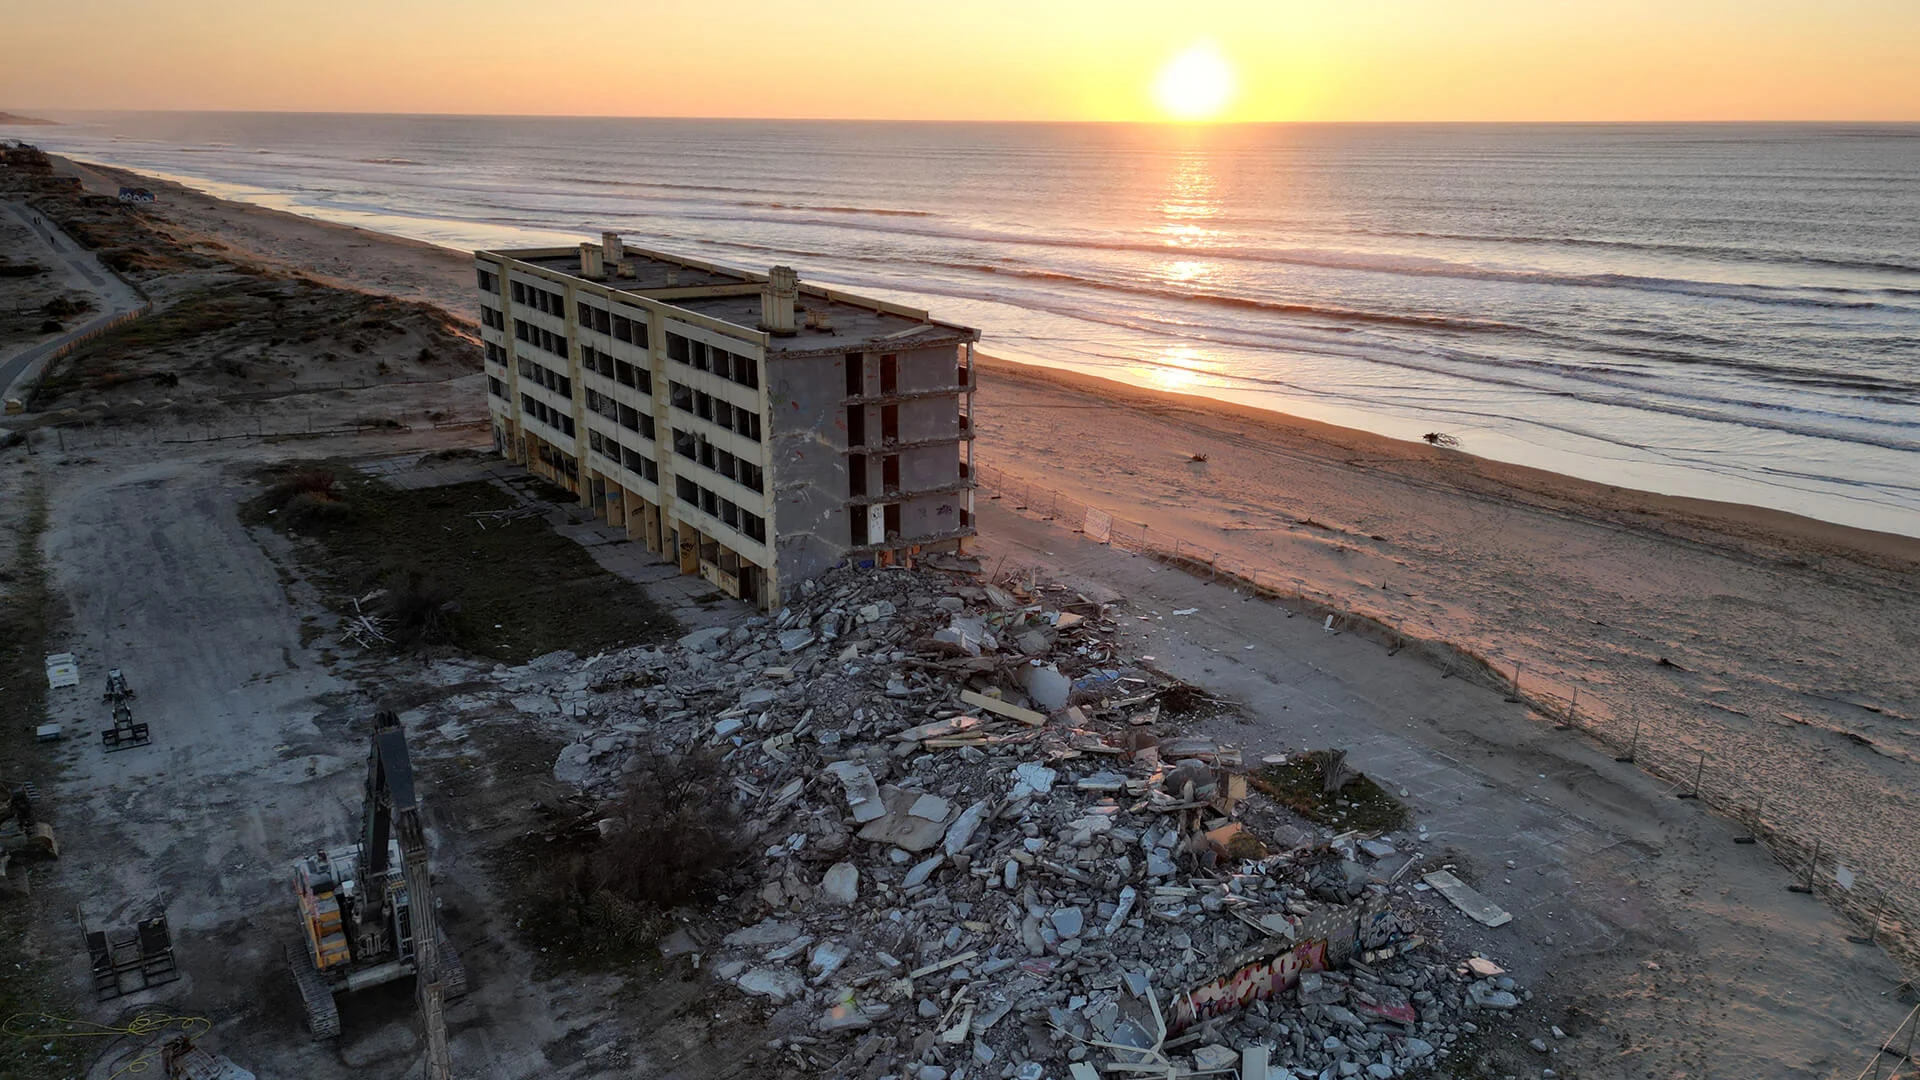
[374,569,457,647]
[528,750,750,958]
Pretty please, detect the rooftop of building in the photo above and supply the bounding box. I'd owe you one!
[483,241,979,359]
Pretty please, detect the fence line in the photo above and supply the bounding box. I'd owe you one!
[16,412,490,453]
[974,461,1920,981]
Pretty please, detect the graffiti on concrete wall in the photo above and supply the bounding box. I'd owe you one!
[1169,937,1330,1033]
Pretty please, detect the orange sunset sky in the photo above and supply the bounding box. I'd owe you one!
[4,0,1919,121]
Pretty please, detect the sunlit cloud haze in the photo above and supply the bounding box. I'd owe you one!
[4,0,1918,120]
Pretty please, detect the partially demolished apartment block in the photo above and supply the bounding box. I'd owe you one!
[476,234,981,609]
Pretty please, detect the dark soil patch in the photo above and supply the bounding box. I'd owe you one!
[241,464,676,662]
[1251,755,1410,832]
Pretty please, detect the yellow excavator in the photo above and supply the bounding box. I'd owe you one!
[287,711,464,1079]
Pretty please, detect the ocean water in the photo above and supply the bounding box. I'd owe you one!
[15,113,1920,536]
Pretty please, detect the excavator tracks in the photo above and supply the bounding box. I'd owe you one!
[286,942,341,1040]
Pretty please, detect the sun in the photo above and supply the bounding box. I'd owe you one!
[1153,41,1236,121]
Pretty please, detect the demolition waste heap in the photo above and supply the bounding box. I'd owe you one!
[513,558,1536,1079]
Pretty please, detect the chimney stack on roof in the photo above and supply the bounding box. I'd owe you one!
[762,265,799,335]
[579,242,604,279]
[602,231,624,263]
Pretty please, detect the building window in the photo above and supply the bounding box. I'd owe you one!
[595,308,611,334]
[511,281,526,304]
[618,403,641,432]
[477,268,499,293]
[676,476,698,502]
[669,382,693,412]
[666,332,689,364]
[487,376,505,400]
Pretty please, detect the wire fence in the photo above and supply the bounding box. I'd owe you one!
[12,410,490,453]
[975,461,1920,982]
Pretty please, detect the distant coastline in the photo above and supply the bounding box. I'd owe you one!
[0,111,58,126]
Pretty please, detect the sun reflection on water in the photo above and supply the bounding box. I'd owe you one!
[1128,343,1222,394]
[1153,148,1222,290]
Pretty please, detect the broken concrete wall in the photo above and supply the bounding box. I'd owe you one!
[899,490,963,541]
[899,443,957,492]
[767,352,855,591]
[897,393,958,441]
[895,343,962,394]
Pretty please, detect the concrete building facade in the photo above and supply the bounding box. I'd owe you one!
[476,235,980,610]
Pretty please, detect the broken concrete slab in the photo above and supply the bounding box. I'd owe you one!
[723,920,801,948]
[857,786,955,852]
[908,793,953,821]
[1423,869,1513,927]
[737,967,805,1002]
[942,799,991,855]
[825,760,887,823]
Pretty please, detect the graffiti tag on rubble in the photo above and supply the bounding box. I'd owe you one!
[1168,937,1330,1033]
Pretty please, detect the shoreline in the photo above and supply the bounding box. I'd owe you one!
[974,354,1920,572]
[47,153,1920,561]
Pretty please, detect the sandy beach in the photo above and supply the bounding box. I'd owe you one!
[7,151,1917,1079]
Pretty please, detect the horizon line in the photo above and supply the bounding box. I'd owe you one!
[12,107,1920,126]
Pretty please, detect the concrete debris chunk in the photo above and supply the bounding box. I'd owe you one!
[857,786,954,852]
[908,793,954,821]
[825,760,887,823]
[736,967,805,1002]
[1010,762,1057,798]
[1423,869,1513,927]
[821,862,859,905]
[943,800,991,854]
[1018,662,1072,711]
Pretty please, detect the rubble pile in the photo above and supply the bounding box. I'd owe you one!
[506,561,1528,1079]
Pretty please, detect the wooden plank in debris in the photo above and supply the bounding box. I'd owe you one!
[894,716,984,743]
[1421,870,1512,927]
[959,690,1047,727]
[908,950,979,979]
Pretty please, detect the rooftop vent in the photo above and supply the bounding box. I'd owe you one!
[665,267,681,287]
[578,242,604,280]
[761,265,799,336]
[602,231,624,263]
[615,260,636,278]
